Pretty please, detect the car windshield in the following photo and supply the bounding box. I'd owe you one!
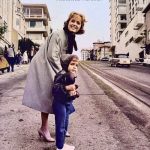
[118,55,128,58]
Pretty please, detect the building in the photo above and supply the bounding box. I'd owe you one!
[93,41,111,60]
[0,0,26,50]
[81,41,111,61]
[110,0,150,61]
[81,48,91,60]
[143,2,150,56]
[23,4,51,46]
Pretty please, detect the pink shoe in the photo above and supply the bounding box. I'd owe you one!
[38,129,55,142]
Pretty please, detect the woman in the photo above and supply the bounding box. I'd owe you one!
[22,11,86,143]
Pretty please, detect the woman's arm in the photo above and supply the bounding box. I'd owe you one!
[47,32,63,73]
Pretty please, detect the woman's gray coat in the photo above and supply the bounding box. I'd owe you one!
[22,30,69,113]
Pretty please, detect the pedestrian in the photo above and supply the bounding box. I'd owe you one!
[7,44,16,72]
[52,55,79,150]
[28,46,35,62]
[22,51,28,64]
[22,11,86,143]
[15,50,22,66]
[4,45,8,61]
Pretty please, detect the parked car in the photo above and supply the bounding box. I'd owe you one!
[143,58,150,66]
[109,54,131,67]
[100,57,109,61]
[0,55,10,73]
[135,58,144,63]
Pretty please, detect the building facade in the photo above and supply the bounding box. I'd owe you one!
[23,4,51,46]
[81,48,91,60]
[81,41,111,61]
[93,41,111,60]
[110,0,150,61]
[0,0,26,50]
[143,2,150,56]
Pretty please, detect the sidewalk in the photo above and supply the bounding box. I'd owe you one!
[0,64,29,83]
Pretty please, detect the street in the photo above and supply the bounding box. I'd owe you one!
[0,63,150,150]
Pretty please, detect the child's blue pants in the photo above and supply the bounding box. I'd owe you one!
[53,101,70,149]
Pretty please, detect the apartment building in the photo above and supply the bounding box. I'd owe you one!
[93,41,111,60]
[23,4,51,46]
[81,48,91,60]
[0,0,26,49]
[143,2,150,56]
[81,41,111,61]
[110,0,150,61]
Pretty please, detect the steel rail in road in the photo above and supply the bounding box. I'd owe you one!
[80,62,150,108]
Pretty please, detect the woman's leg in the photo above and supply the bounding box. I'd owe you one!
[38,112,55,142]
[41,112,49,130]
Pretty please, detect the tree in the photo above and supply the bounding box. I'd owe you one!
[0,23,7,36]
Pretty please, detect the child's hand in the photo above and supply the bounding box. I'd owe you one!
[65,84,76,91]
[69,90,77,96]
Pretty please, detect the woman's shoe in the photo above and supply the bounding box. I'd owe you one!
[38,129,55,142]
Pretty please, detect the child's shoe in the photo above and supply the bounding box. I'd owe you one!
[56,144,75,150]
[65,131,70,137]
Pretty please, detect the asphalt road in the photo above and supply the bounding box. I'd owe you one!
[0,64,150,150]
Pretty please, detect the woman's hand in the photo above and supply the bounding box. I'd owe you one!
[65,84,76,91]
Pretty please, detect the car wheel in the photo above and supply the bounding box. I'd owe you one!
[143,63,146,66]
[1,69,4,73]
[7,67,10,72]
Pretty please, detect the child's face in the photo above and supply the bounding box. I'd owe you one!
[68,15,82,33]
[68,58,79,75]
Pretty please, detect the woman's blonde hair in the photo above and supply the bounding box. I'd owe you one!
[64,11,87,34]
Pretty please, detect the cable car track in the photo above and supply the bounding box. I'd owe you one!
[80,62,150,108]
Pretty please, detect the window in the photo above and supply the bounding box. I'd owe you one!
[118,0,126,4]
[132,0,134,5]
[30,21,36,27]
[16,18,20,26]
[120,23,127,29]
[129,37,133,43]
[125,41,129,47]
[36,21,43,27]
[135,3,137,10]
[29,21,43,28]
[148,30,150,41]
[125,31,128,37]
[30,8,42,17]
[129,3,131,9]
[23,8,30,16]
[132,7,134,15]
[120,14,126,20]
[129,12,131,20]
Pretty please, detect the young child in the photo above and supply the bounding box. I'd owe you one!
[52,55,79,150]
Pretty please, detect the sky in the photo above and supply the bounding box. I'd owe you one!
[21,0,110,56]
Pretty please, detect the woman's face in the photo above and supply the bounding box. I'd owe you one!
[68,15,82,33]
[68,58,79,75]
